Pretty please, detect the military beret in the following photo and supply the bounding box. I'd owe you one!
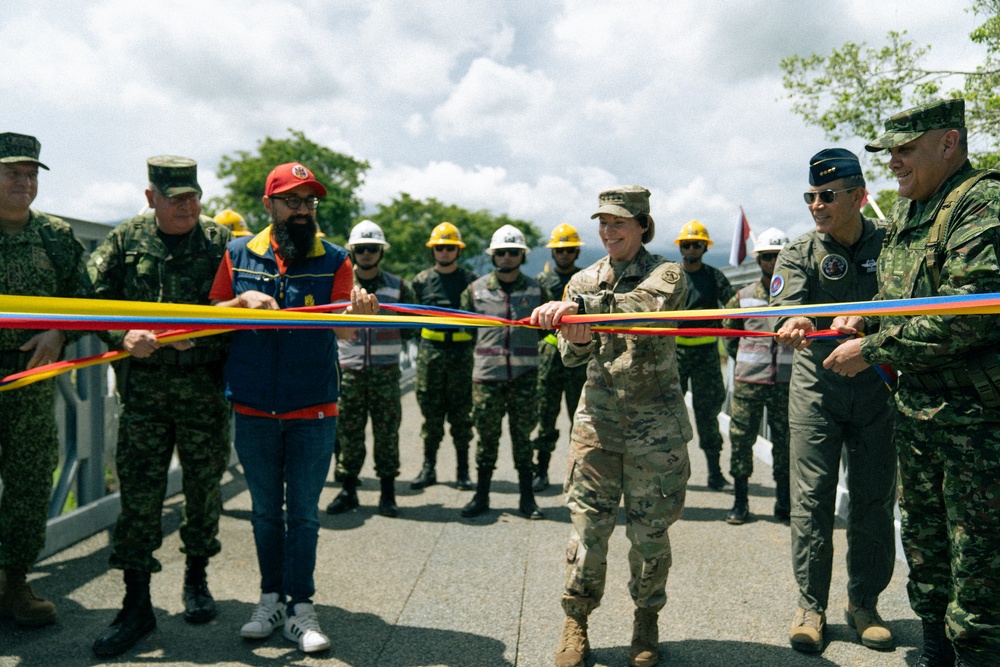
[0,132,49,170]
[865,98,965,152]
[809,148,862,186]
[147,155,201,197]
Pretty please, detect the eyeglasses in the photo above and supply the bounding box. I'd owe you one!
[271,195,320,210]
[353,244,382,254]
[433,245,457,252]
[802,188,857,205]
[493,249,523,258]
[553,247,578,254]
[679,242,705,250]
[758,253,779,262]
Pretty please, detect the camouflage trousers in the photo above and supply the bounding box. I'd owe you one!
[534,341,587,454]
[336,365,402,479]
[0,373,58,569]
[727,381,789,483]
[561,437,689,616]
[896,413,1000,658]
[676,343,725,455]
[415,343,473,458]
[111,363,231,573]
[472,371,537,472]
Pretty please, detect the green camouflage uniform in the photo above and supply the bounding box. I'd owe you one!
[412,266,478,460]
[559,247,692,615]
[859,161,1000,658]
[335,269,415,480]
[461,271,547,472]
[89,212,232,573]
[771,217,897,615]
[676,263,734,459]
[534,266,587,454]
[0,210,90,569]
[721,280,791,483]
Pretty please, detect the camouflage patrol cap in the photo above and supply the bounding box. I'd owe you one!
[590,185,651,219]
[865,98,965,152]
[147,155,202,197]
[0,133,49,170]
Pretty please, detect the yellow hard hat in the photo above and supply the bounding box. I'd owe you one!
[674,219,713,246]
[214,209,252,237]
[546,223,584,248]
[426,222,466,248]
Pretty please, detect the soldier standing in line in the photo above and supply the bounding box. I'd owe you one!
[531,223,588,492]
[773,148,896,655]
[409,222,478,492]
[825,98,1000,667]
[531,186,691,667]
[327,220,415,518]
[0,133,90,627]
[720,227,793,525]
[459,224,548,520]
[89,156,233,657]
[674,221,735,490]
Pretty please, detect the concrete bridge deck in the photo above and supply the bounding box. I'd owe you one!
[2,390,923,666]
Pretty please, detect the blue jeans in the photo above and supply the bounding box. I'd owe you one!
[234,413,336,607]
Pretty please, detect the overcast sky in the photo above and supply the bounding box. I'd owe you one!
[0,0,985,262]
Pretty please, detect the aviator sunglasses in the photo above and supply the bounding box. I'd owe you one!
[802,188,858,205]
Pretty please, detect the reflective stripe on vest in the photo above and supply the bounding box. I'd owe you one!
[339,274,404,369]
[420,328,474,343]
[676,336,717,346]
[734,285,792,384]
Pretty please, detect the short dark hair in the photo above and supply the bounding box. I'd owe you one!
[842,174,866,191]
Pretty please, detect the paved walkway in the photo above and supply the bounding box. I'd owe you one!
[3,390,923,666]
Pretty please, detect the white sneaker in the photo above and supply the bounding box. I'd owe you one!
[283,603,331,653]
[240,592,286,639]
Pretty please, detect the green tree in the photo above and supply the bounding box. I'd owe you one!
[210,129,370,237]
[780,0,1000,174]
[363,193,542,279]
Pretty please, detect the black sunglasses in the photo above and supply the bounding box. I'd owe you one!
[679,242,705,250]
[493,248,523,257]
[433,245,457,252]
[553,247,578,254]
[802,188,857,205]
[270,195,320,210]
[353,244,382,254]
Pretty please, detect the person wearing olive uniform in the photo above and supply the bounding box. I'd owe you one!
[772,149,896,655]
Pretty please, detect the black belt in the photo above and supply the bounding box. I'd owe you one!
[0,349,34,370]
[131,346,225,367]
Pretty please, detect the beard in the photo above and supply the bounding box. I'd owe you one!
[272,214,318,264]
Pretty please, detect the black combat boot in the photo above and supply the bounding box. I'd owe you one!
[378,476,399,518]
[726,477,750,525]
[455,447,474,490]
[182,555,216,624]
[954,646,990,667]
[518,468,544,520]
[410,452,437,490]
[461,469,492,518]
[706,453,731,490]
[93,570,156,658]
[774,478,791,522]
[915,619,955,667]
[532,450,551,492]
[326,475,359,514]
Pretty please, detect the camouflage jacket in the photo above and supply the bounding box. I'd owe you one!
[859,161,1000,422]
[559,247,693,452]
[536,265,579,303]
[88,212,231,355]
[0,210,91,350]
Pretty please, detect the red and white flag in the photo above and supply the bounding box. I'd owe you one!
[729,206,752,267]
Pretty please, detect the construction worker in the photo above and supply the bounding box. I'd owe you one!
[460,224,549,520]
[327,220,415,518]
[531,223,588,491]
[721,227,793,525]
[410,222,479,491]
[675,220,735,490]
[213,209,252,237]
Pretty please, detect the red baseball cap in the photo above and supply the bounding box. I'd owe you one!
[264,162,328,197]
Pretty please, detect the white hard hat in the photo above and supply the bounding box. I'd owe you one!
[347,220,390,250]
[486,224,531,255]
[752,227,789,255]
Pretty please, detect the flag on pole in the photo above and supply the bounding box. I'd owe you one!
[729,206,752,267]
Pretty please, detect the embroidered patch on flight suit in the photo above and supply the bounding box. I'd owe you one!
[820,254,848,280]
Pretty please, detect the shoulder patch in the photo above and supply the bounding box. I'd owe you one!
[769,274,785,297]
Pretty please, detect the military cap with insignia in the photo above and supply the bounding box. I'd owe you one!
[865,98,965,152]
[809,148,863,186]
[147,155,202,197]
[0,132,49,170]
[590,185,651,219]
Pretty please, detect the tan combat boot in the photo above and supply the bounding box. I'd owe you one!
[789,606,825,653]
[0,568,57,627]
[628,607,659,667]
[845,602,893,650]
[555,613,590,667]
